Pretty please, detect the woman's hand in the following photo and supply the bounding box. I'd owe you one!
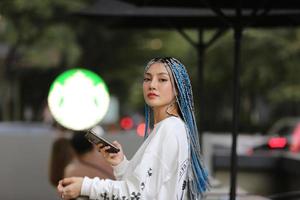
[97,141,124,166]
[57,177,83,199]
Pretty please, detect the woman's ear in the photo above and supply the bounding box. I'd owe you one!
[175,89,178,97]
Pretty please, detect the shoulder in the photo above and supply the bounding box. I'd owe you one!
[158,116,186,135]
[159,116,185,127]
[151,117,189,167]
[154,116,188,146]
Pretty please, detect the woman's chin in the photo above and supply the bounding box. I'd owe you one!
[145,101,160,107]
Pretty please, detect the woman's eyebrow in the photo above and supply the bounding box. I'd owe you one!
[158,72,169,76]
[144,72,152,77]
[144,72,169,76]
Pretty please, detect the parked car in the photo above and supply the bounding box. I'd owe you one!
[250,117,300,153]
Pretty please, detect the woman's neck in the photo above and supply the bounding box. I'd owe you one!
[153,104,179,124]
[153,108,169,124]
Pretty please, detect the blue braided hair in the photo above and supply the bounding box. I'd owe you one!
[143,57,209,199]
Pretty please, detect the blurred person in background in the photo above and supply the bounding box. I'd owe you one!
[64,130,115,180]
[57,57,209,200]
[49,124,74,187]
[49,137,74,187]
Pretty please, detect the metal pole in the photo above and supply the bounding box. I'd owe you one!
[197,28,205,151]
[230,1,242,200]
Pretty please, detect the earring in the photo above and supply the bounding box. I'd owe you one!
[166,101,179,117]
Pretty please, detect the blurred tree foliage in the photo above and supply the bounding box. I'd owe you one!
[204,29,300,131]
[0,0,89,68]
[0,0,299,132]
[0,0,92,120]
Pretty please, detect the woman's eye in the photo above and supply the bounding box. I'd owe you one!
[143,78,150,81]
[159,79,167,82]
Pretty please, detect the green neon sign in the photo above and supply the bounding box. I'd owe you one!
[48,68,110,130]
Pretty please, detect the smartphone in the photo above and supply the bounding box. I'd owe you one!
[85,128,120,153]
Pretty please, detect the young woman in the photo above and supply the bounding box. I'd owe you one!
[57,57,209,199]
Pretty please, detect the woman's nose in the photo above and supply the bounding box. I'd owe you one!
[149,78,157,90]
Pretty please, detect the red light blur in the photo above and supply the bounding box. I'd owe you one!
[268,137,287,149]
[136,123,145,137]
[120,117,134,130]
[290,123,300,152]
[246,148,254,156]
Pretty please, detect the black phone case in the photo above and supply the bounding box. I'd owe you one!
[85,131,120,153]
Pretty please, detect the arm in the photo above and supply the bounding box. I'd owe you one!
[80,151,177,200]
[59,124,181,199]
[81,128,181,200]
[58,154,170,200]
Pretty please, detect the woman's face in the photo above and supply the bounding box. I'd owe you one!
[143,62,176,109]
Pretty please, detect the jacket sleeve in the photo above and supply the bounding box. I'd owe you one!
[112,157,130,180]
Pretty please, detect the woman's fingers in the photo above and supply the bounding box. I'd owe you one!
[95,140,124,166]
[62,177,76,186]
[57,180,63,191]
[63,186,75,199]
[112,141,122,149]
[97,144,109,152]
[96,143,104,149]
[57,177,83,199]
[57,180,64,198]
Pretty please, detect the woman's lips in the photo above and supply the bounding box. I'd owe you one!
[147,93,158,98]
